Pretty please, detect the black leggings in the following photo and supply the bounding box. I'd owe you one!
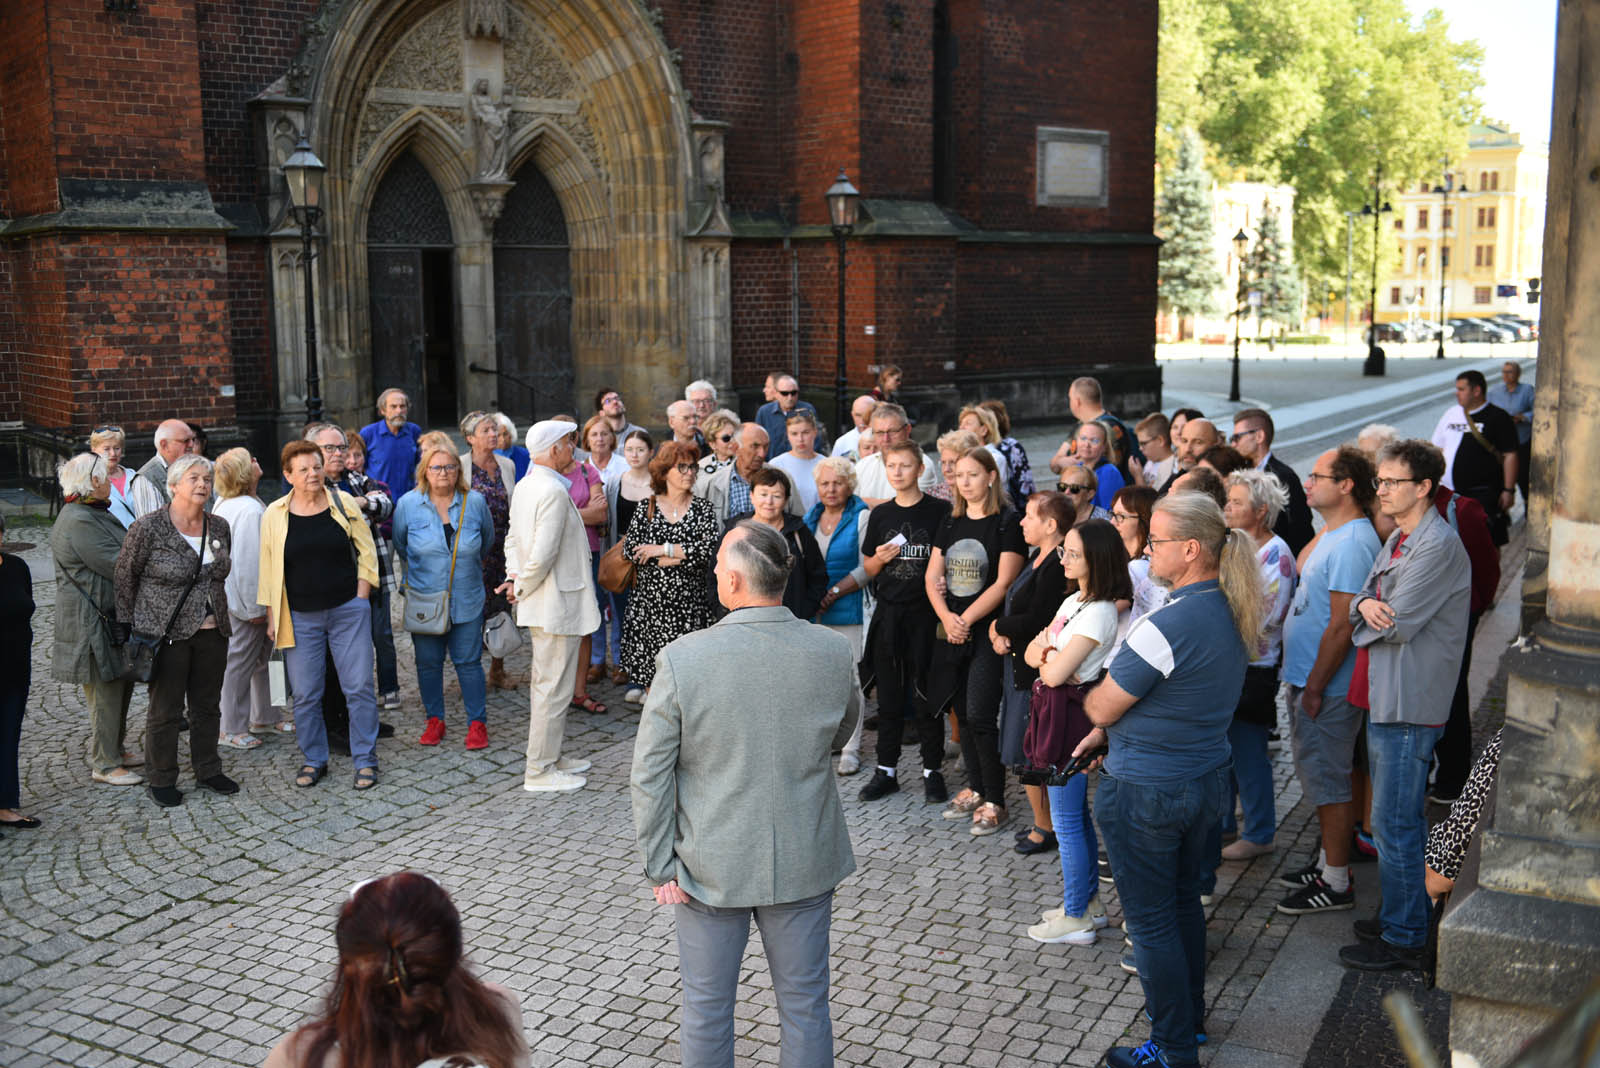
[954,647,1006,803]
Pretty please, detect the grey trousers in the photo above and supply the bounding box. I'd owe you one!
[219,615,273,735]
[82,677,133,772]
[674,890,835,1068]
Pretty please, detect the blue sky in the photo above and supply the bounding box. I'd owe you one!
[1419,0,1558,143]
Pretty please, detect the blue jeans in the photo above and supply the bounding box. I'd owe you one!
[370,583,399,695]
[285,596,380,769]
[1223,720,1275,844]
[591,553,627,666]
[1047,773,1098,917]
[1367,722,1444,949]
[413,614,486,725]
[1097,766,1228,1067]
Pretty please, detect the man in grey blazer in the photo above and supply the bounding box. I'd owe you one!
[631,521,858,1068]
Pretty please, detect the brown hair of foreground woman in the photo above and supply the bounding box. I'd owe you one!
[266,871,528,1068]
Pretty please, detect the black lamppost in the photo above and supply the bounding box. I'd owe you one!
[1361,164,1392,377]
[1229,228,1249,403]
[282,136,327,424]
[825,169,860,438]
[1431,161,1453,359]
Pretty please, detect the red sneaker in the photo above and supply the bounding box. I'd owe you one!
[418,717,446,746]
[465,721,488,750]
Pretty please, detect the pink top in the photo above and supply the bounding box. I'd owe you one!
[567,460,604,552]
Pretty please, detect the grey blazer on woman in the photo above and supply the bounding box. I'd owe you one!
[630,605,859,907]
[1349,507,1469,726]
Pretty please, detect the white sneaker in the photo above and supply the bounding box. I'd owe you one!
[624,688,645,706]
[523,769,587,793]
[556,756,592,775]
[381,691,401,710]
[836,752,861,775]
[1028,911,1098,945]
[92,767,144,786]
[1041,898,1108,926]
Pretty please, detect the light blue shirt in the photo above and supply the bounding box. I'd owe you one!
[391,489,495,624]
[1281,517,1381,695]
[1486,380,1534,445]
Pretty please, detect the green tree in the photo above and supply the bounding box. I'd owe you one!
[1156,0,1484,294]
[1158,131,1224,320]
[1248,199,1303,332]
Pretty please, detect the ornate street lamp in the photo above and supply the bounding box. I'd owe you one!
[1230,228,1249,403]
[1431,162,1453,359]
[825,169,860,437]
[1361,164,1393,377]
[282,136,327,424]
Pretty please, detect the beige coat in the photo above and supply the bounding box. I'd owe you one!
[630,605,859,907]
[503,463,600,635]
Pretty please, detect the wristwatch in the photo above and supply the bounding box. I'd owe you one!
[829,585,840,596]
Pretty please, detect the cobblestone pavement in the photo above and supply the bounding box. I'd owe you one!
[0,526,1403,1067]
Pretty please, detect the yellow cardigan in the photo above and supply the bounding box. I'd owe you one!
[257,490,380,649]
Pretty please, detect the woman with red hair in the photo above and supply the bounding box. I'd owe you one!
[619,440,718,704]
[265,871,529,1068]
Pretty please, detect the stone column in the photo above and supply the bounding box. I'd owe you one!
[1520,0,1580,630]
[1438,2,1600,1062]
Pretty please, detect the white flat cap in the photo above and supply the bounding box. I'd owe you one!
[525,419,577,457]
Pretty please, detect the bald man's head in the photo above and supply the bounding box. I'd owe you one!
[1177,418,1221,469]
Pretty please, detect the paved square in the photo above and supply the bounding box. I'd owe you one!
[1,533,1327,1067]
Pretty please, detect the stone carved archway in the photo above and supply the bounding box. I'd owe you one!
[256,0,724,429]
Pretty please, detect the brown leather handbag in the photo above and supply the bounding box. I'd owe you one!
[597,498,653,594]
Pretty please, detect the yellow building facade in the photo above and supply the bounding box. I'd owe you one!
[1376,123,1547,326]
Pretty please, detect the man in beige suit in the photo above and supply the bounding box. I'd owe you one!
[501,420,601,793]
[631,521,858,1068]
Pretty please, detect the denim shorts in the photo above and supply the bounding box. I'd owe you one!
[1289,685,1364,806]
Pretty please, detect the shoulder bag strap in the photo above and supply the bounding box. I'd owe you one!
[159,510,209,642]
[444,495,462,596]
[59,563,116,625]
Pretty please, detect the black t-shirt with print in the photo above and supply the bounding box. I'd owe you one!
[932,507,1026,628]
[863,495,950,606]
[1452,403,1519,495]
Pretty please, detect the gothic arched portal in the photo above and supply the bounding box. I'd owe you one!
[492,163,573,422]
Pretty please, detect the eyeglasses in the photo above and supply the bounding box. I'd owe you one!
[428,464,460,474]
[320,443,349,453]
[1059,484,1091,495]
[673,462,698,474]
[601,394,622,405]
[1372,477,1420,492]
[1229,428,1263,444]
[1304,472,1339,484]
[1146,535,1190,548]
[1110,511,1138,523]
[778,389,799,397]
[1057,547,1084,561]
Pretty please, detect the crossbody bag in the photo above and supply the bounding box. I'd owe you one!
[403,507,462,636]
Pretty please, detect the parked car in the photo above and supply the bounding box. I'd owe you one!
[1409,321,1453,342]
[1448,317,1516,344]
[1364,322,1410,344]
[1490,314,1536,340]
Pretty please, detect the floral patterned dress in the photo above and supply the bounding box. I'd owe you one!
[620,495,718,687]
[471,460,510,617]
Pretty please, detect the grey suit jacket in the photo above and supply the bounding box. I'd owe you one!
[695,463,803,524]
[630,605,859,907]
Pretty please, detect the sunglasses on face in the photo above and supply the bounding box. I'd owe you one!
[778,389,799,397]
[1059,484,1091,495]
[716,434,733,443]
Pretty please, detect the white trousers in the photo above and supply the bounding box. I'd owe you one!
[525,627,581,778]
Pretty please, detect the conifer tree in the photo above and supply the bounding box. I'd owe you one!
[1249,199,1303,332]
[1158,131,1223,321]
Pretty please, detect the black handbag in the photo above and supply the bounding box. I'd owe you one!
[123,516,208,683]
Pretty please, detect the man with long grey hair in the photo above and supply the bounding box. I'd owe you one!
[632,520,859,1068]
[1074,491,1263,1068]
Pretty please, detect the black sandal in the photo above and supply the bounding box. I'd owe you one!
[295,764,326,788]
[353,766,378,790]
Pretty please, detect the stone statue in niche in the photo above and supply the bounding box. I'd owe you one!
[464,0,505,39]
[470,78,511,181]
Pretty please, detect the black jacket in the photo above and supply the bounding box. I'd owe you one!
[1265,453,1315,556]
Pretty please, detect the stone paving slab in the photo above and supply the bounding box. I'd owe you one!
[0,528,1385,1066]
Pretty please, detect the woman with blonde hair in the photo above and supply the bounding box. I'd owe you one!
[88,425,138,528]
[979,399,1035,507]
[931,428,981,503]
[926,447,1026,835]
[214,447,287,747]
[958,404,1010,489]
[697,409,740,477]
[1058,463,1111,526]
[393,439,495,749]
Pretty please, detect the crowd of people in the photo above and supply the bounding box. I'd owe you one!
[0,357,1529,1068]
